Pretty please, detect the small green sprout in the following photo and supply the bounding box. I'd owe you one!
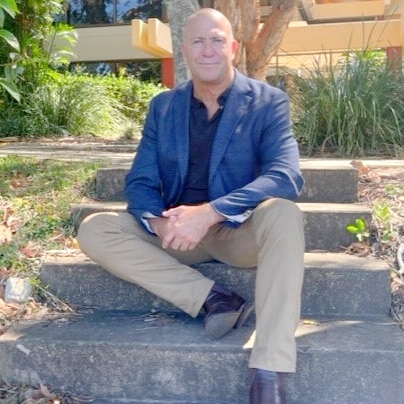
[346,218,370,242]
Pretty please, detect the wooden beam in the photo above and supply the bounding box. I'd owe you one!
[280,18,402,53]
[301,0,387,21]
[131,20,151,53]
[73,25,156,62]
[131,19,173,58]
[147,18,173,57]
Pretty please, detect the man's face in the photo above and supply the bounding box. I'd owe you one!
[181,14,237,86]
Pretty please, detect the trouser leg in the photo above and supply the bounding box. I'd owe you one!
[203,198,305,373]
[77,199,304,372]
[77,211,214,317]
[249,198,305,373]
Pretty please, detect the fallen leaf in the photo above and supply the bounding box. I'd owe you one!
[40,383,56,399]
[5,214,20,233]
[0,224,12,244]
[0,298,6,309]
[19,246,38,258]
[69,237,80,249]
[9,178,24,189]
[350,160,370,175]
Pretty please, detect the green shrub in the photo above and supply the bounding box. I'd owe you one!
[94,73,164,124]
[0,72,164,138]
[289,49,404,157]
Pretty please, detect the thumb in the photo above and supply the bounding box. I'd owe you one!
[162,207,181,217]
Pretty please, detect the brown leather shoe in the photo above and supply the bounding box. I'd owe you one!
[203,283,254,339]
[249,369,286,404]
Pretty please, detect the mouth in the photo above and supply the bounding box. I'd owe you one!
[198,62,219,67]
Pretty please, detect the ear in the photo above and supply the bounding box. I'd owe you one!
[231,39,238,59]
[232,39,238,53]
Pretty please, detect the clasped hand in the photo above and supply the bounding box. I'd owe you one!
[148,203,224,251]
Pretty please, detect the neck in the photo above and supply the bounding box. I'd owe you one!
[192,70,234,106]
[193,85,223,119]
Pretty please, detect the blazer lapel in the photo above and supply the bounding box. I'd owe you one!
[209,73,253,180]
[172,82,193,188]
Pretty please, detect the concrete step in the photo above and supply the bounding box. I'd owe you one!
[70,202,372,251]
[40,252,390,318]
[0,311,402,403]
[94,160,358,203]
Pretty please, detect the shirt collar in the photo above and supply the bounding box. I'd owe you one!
[191,80,233,108]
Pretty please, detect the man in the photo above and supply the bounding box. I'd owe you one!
[78,8,305,403]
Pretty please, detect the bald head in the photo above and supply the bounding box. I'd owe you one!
[183,8,234,42]
[180,8,237,89]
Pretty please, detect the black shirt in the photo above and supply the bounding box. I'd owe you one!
[178,91,228,205]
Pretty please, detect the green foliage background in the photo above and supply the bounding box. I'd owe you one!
[0,0,164,139]
[1,1,404,156]
[289,49,404,157]
[0,72,164,138]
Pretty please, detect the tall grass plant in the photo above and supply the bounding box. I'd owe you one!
[289,49,404,157]
[0,72,164,138]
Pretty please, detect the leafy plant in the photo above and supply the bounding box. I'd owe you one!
[0,0,76,108]
[0,0,21,101]
[346,217,370,242]
[0,71,164,137]
[0,0,164,138]
[0,156,100,275]
[373,203,393,242]
[289,48,404,157]
[92,71,164,125]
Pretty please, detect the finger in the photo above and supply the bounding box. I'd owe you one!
[162,208,180,217]
[170,238,183,251]
[161,232,175,249]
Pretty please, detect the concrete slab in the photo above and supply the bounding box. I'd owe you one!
[40,252,390,318]
[0,312,402,403]
[70,202,372,251]
[94,162,359,203]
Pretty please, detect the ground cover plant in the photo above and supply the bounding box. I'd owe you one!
[0,156,100,328]
[0,154,106,402]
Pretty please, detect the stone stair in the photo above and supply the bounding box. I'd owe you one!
[1,159,403,404]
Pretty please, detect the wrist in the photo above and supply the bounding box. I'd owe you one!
[207,203,225,225]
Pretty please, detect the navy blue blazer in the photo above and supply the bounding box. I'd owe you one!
[125,70,304,229]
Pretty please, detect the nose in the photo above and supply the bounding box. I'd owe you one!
[201,41,216,57]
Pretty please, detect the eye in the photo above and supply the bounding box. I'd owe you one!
[191,39,204,48]
[212,37,225,47]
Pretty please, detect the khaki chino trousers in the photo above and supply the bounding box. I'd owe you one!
[77,198,305,373]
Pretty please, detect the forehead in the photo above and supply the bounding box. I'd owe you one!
[184,15,230,38]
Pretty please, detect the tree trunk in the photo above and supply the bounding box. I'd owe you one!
[248,0,298,80]
[163,0,200,85]
[215,0,298,81]
[214,0,260,75]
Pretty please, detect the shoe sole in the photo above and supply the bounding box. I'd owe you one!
[205,311,241,339]
[205,301,255,339]
[234,301,255,329]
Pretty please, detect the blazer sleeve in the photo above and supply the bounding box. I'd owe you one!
[210,87,304,224]
[124,96,166,225]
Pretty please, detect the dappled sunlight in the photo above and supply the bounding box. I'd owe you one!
[243,329,256,350]
[295,319,363,338]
